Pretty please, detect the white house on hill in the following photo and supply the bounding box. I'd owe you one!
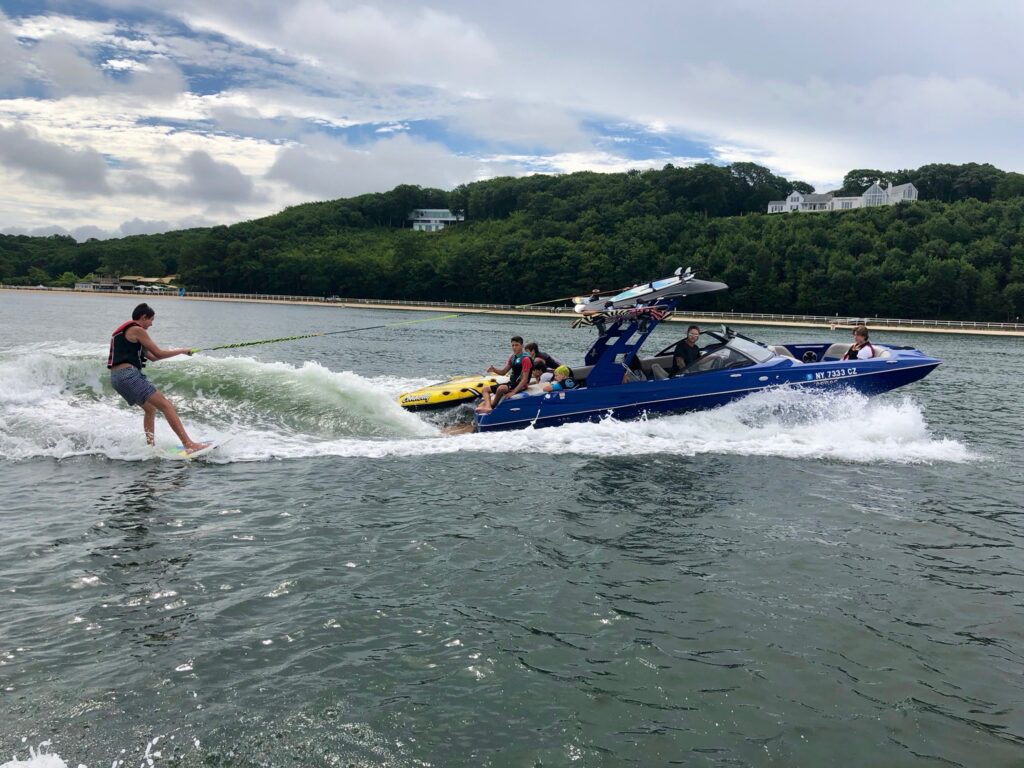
[408,208,464,231]
[768,181,918,214]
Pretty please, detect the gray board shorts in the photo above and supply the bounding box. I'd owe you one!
[110,366,157,406]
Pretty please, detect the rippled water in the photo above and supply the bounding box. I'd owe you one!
[2,292,1023,767]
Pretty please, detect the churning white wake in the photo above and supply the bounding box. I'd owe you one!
[0,343,435,461]
[0,742,66,768]
[0,344,972,465]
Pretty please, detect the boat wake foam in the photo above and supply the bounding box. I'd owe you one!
[0,345,971,464]
[0,344,436,461]
[0,742,68,768]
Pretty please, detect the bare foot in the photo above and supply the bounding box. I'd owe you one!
[185,441,212,455]
[442,424,475,436]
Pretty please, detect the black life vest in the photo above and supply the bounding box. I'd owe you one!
[532,351,561,371]
[107,321,146,369]
[508,351,529,388]
[842,342,875,361]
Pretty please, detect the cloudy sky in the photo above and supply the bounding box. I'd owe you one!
[1,1,1022,239]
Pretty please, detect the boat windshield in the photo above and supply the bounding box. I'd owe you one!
[727,336,775,363]
[680,335,775,374]
[686,346,753,373]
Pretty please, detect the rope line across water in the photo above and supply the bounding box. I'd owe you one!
[193,312,463,353]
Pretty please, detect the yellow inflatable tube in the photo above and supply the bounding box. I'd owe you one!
[398,375,508,411]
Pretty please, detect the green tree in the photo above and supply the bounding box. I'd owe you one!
[837,169,890,196]
[994,172,1024,200]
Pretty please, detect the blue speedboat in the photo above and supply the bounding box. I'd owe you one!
[473,269,941,432]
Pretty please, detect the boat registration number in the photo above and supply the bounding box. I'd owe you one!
[814,368,858,380]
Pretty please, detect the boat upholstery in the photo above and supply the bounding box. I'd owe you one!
[824,343,852,360]
[522,364,594,395]
[824,342,892,360]
[638,354,675,375]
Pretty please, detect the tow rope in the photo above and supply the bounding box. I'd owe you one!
[191,312,463,353]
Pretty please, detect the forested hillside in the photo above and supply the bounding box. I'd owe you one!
[3,162,1024,320]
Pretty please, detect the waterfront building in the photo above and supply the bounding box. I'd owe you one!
[408,208,464,231]
[767,182,918,214]
[74,275,177,292]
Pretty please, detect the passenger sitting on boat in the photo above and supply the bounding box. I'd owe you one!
[622,353,647,383]
[525,342,562,382]
[477,335,533,413]
[543,365,576,392]
[842,325,876,360]
[670,325,703,375]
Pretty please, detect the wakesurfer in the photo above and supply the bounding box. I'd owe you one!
[107,303,209,454]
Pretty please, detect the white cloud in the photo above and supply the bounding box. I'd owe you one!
[2,215,218,242]
[679,69,1024,189]
[208,104,306,140]
[125,57,187,101]
[0,91,293,233]
[0,123,110,194]
[71,224,111,240]
[31,35,109,95]
[486,150,702,176]
[0,14,27,90]
[175,150,259,206]
[102,57,143,71]
[375,122,409,134]
[451,99,589,151]
[267,133,489,199]
[116,213,212,236]
[117,217,173,236]
[173,1,499,87]
[7,13,185,101]
[4,1,1024,232]
[10,14,118,43]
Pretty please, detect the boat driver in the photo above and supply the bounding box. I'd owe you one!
[669,325,702,375]
[476,335,533,413]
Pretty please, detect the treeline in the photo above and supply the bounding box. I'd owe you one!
[2,163,1024,321]
[835,163,1024,202]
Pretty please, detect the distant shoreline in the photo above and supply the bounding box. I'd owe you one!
[3,285,1023,337]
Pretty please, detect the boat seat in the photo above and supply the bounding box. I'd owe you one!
[569,364,592,387]
[824,342,891,360]
[639,354,675,375]
[824,343,852,361]
[650,363,669,380]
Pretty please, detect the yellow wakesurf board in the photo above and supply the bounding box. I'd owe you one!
[398,375,507,411]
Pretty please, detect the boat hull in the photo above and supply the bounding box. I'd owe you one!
[474,354,939,432]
